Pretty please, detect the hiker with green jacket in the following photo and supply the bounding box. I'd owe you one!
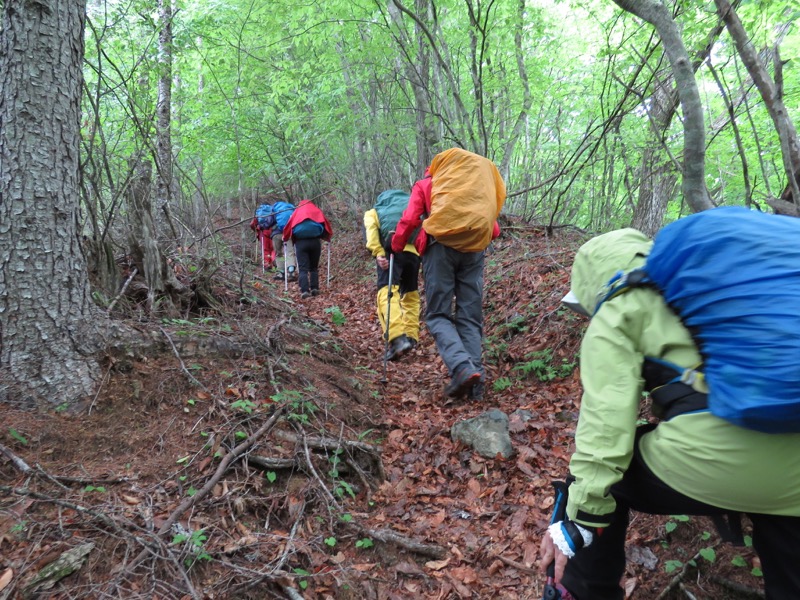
[364,190,421,361]
[539,228,800,600]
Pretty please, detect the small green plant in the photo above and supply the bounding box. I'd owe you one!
[293,568,311,590]
[664,559,684,573]
[273,389,317,424]
[172,528,212,567]
[8,428,28,445]
[513,349,576,382]
[665,514,691,534]
[265,471,277,483]
[324,537,337,547]
[324,306,346,326]
[230,398,256,414]
[83,485,107,493]
[339,513,353,523]
[699,547,716,562]
[731,555,748,567]
[492,377,512,392]
[335,480,356,499]
[10,521,28,534]
[355,538,374,550]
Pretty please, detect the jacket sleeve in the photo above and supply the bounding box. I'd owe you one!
[364,209,384,258]
[392,178,429,254]
[566,298,644,529]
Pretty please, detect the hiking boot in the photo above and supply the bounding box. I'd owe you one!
[301,291,311,299]
[444,363,481,399]
[385,334,412,361]
[287,266,298,282]
[272,272,284,281]
[311,289,320,297]
[468,381,485,401]
[408,338,418,351]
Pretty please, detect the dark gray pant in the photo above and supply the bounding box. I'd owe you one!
[422,241,485,377]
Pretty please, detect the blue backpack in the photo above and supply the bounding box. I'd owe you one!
[272,201,295,232]
[291,218,324,239]
[600,207,800,433]
[255,204,275,229]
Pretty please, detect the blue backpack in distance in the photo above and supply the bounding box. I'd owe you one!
[255,204,275,229]
[272,201,295,232]
[599,207,800,433]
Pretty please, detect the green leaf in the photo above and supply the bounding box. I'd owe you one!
[751,567,763,577]
[699,547,716,562]
[9,428,28,445]
[664,560,683,573]
[731,555,748,567]
[324,537,337,547]
[665,521,678,533]
[266,471,277,483]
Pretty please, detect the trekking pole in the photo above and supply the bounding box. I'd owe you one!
[543,480,571,600]
[261,232,267,273]
[327,241,331,287]
[381,252,395,384]
[283,243,288,292]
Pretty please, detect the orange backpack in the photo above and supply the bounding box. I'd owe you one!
[423,148,506,252]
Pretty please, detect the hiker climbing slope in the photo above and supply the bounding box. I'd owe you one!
[392,148,505,400]
[540,209,800,600]
[283,200,333,299]
[269,200,298,282]
[364,189,421,362]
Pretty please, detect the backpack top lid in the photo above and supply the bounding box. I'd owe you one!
[423,148,506,252]
[374,189,412,245]
[640,206,800,433]
[255,204,275,228]
[272,201,295,231]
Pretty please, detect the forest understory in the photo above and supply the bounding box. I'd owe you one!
[0,213,768,600]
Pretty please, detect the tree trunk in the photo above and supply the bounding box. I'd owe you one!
[0,0,109,409]
[156,0,180,238]
[612,0,714,214]
[126,159,188,316]
[713,0,800,213]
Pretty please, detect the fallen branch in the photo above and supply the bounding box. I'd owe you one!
[125,407,285,580]
[107,267,138,314]
[355,526,447,560]
[708,575,765,599]
[158,326,210,391]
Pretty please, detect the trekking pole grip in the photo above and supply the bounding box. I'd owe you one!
[542,478,571,600]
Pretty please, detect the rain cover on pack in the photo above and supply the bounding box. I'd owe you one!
[641,207,800,433]
[423,148,505,252]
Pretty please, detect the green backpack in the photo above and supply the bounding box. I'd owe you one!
[374,189,416,247]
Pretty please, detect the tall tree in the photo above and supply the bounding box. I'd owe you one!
[611,0,714,214]
[713,0,800,213]
[0,0,112,408]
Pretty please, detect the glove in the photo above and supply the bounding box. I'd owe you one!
[547,520,594,558]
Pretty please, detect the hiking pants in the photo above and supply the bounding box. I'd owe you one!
[422,241,485,377]
[562,426,800,600]
[271,232,296,274]
[294,237,322,294]
[376,251,421,343]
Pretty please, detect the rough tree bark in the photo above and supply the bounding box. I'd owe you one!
[0,0,116,408]
[612,0,714,214]
[713,0,800,214]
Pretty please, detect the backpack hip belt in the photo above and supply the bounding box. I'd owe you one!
[643,358,708,420]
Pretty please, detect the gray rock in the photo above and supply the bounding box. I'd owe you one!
[450,408,514,459]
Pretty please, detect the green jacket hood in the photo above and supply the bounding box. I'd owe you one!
[571,228,653,315]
